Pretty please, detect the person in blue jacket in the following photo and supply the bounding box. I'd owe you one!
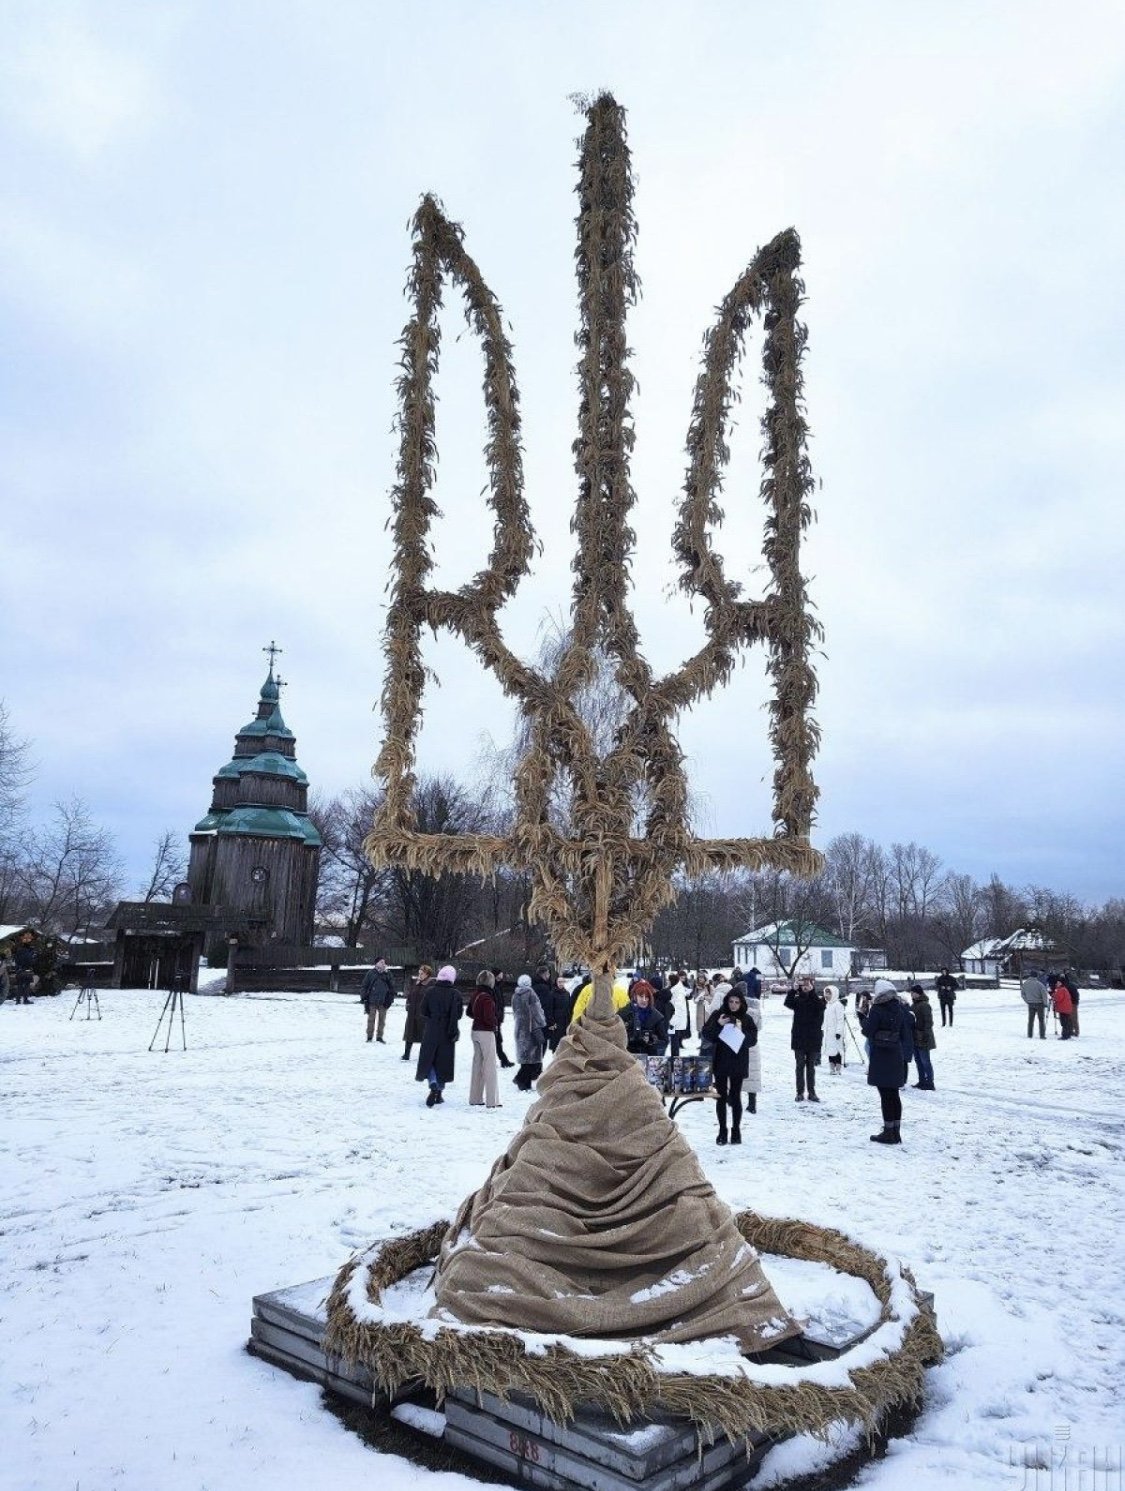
[860,979,913,1145]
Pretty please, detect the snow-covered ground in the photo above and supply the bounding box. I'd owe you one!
[2,984,1122,1491]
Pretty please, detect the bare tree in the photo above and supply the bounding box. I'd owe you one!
[137,831,188,902]
[931,872,984,964]
[0,700,34,823]
[25,797,123,935]
[310,786,389,947]
[823,832,877,944]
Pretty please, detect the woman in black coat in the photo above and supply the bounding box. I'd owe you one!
[860,980,913,1144]
[415,965,463,1106]
[701,987,758,1146]
[784,978,825,1103]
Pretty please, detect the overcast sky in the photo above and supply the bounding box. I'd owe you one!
[2,0,1123,904]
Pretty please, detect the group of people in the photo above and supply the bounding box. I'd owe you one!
[362,962,566,1109]
[0,934,40,1006]
[1020,970,1081,1039]
[362,958,1085,1148]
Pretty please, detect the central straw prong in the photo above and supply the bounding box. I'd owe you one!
[365,92,823,971]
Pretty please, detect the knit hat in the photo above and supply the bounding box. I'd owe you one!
[476,969,496,988]
[872,979,898,997]
[515,974,532,990]
[437,965,456,983]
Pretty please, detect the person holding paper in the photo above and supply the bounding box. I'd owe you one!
[701,986,759,1146]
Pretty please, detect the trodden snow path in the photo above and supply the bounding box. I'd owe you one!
[2,985,1123,1490]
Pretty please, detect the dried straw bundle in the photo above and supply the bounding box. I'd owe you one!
[324,1210,942,1447]
[365,92,824,975]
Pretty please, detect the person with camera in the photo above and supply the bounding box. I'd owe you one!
[784,975,825,1103]
[620,980,668,1056]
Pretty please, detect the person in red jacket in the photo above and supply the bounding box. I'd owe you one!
[1051,980,1074,1040]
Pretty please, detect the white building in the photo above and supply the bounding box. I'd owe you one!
[732,921,855,981]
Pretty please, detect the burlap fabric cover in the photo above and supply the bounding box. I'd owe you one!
[432,998,799,1351]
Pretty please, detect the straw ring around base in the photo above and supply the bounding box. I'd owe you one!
[324,1210,942,1448]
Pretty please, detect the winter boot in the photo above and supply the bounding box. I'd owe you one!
[425,1087,438,1108]
[870,1125,895,1143]
[715,1098,728,1144]
[747,1093,757,1114]
[730,1122,742,1145]
[887,1120,901,1142]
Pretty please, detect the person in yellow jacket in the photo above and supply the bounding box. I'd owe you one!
[569,975,631,1023]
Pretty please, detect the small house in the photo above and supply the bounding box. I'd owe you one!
[731,921,855,981]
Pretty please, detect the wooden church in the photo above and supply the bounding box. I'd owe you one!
[187,650,322,946]
[106,648,322,990]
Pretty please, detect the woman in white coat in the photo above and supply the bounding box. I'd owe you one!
[822,985,846,1074]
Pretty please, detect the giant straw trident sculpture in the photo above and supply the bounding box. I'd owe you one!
[368,95,822,1006]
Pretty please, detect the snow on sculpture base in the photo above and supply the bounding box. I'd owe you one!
[250,1227,937,1491]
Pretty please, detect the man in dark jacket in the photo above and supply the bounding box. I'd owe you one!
[785,977,826,1102]
[934,968,958,1028]
[532,967,563,1053]
[1063,971,1081,1037]
[361,959,396,1043]
[908,985,936,1089]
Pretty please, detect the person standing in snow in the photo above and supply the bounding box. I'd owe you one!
[416,965,462,1106]
[1062,971,1081,1037]
[908,985,936,1089]
[360,958,396,1043]
[490,969,516,1069]
[1021,973,1050,1040]
[935,967,958,1028]
[692,973,712,1035]
[785,976,825,1102]
[511,973,547,1091]
[822,985,846,1074]
[1051,978,1075,1040]
[861,979,913,1144]
[403,964,433,1062]
[701,985,758,1145]
[466,970,502,1108]
[666,971,693,1057]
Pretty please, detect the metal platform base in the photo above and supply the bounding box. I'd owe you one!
[247,1271,913,1491]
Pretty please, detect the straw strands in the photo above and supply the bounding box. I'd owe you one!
[366,90,822,974]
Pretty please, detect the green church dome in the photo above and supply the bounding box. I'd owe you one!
[216,806,322,844]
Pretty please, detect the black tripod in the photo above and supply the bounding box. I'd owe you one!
[149,973,189,1052]
[70,981,102,1021]
[843,1011,867,1069]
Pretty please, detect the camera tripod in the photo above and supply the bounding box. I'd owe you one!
[843,1011,868,1069]
[69,981,101,1021]
[149,975,189,1052]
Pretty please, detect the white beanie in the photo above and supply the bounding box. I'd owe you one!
[516,974,532,990]
[872,979,898,996]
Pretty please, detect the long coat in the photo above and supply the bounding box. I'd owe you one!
[785,988,826,1054]
[512,987,547,1063]
[701,1006,760,1086]
[823,997,846,1060]
[404,976,432,1045]
[910,994,936,1051]
[415,980,463,1085]
[862,995,912,1089]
